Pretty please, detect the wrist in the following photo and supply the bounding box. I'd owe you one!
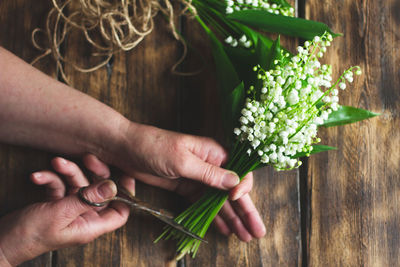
[103,119,158,174]
[98,115,139,168]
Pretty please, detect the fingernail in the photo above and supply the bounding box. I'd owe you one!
[131,187,136,197]
[60,158,68,165]
[231,189,243,201]
[261,223,266,235]
[222,171,240,189]
[98,180,117,199]
[32,172,42,180]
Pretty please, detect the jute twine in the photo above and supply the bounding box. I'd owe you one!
[32,0,198,83]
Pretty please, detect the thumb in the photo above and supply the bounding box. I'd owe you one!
[54,180,117,220]
[180,154,240,190]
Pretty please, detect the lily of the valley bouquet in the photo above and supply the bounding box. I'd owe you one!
[156,0,378,259]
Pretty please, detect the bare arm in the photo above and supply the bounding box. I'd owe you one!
[0,46,126,160]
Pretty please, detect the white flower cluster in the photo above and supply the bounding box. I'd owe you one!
[233,33,361,170]
[225,35,252,48]
[225,0,295,16]
[224,1,294,49]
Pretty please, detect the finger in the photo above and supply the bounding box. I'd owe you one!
[83,154,110,179]
[229,172,253,201]
[81,201,130,237]
[31,171,66,200]
[132,171,179,191]
[213,215,231,236]
[65,201,130,245]
[178,153,240,190]
[219,201,253,242]
[230,194,266,238]
[126,170,205,202]
[53,179,117,222]
[133,169,203,200]
[119,175,136,196]
[51,157,90,188]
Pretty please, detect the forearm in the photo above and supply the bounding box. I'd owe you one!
[0,47,131,162]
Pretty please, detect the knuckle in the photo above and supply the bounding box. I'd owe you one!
[67,162,80,175]
[201,166,218,187]
[171,136,185,152]
[174,157,187,176]
[229,216,242,229]
[83,188,101,203]
[173,151,190,175]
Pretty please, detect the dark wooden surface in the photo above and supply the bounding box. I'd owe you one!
[305,1,400,266]
[0,0,398,266]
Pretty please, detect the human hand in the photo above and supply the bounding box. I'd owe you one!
[172,171,267,242]
[0,156,134,266]
[106,123,266,241]
[112,123,246,193]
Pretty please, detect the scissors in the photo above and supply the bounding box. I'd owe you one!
[78,182,207,243]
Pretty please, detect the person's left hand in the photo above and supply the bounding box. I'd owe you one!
[0,156,135,266]
[106,124,266,242]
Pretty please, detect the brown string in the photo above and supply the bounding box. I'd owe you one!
[31,0,200,83]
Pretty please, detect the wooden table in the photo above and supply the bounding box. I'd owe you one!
[0,0,398,266]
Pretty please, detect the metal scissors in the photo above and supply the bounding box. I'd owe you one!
[78,182,207,243]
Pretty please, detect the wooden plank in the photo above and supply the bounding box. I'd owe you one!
[53,7,182,267]
[0,1,56,266]
[181,1,301,266]
[115,13,183,267]
[305,1,400,266]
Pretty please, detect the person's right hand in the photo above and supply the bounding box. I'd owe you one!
[0,156,134,266]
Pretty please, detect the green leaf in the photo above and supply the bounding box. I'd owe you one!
[228,10,339,40]
[321,106,380,127]
[292,144,337,158]
[194,15,240,97]
[195,15,243,143]
[234,23,275,49]
[257,35,271,69]
[265,35,281,70]
[234,23,264,48]
[224,45,257,88]
[209,34,240,98]
[228,82,245,127]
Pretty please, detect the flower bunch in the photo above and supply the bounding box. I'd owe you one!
[225,0,294,16]
[156,32,363,258]
[153,0,378,259]
[235,33,361,170]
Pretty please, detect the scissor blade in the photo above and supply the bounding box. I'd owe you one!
[152,213,208,243]
[115,188,207,243]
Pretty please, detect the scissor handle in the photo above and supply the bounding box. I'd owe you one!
[78,186,110,207]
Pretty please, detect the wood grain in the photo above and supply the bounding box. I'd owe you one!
[305,0,400,266]
[181,1,301,266]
